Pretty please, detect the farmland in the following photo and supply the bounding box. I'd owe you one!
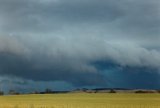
[0,93,160,108]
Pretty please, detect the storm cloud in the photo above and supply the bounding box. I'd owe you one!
[0,0,160,91]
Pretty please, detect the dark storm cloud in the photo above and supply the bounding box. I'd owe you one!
[0,0,160,90]
[103,67,160,89]
[0,51,107,87]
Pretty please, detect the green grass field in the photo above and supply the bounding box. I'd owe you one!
[0,93,160,108]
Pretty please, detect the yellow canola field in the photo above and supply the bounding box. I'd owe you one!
[0,93,160,108]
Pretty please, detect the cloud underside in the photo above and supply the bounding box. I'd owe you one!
[0,0,160,90]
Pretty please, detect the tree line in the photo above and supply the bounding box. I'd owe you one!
[1,89,160,95]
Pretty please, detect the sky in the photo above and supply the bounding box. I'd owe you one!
[0,0,160,92]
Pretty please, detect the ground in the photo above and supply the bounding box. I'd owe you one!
[0,93,160,108]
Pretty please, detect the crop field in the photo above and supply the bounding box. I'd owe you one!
[0,93,160,108]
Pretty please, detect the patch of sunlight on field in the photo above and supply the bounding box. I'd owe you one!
[0,93,160,108]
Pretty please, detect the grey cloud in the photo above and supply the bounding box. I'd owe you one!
[0,0,159,89]
[0,36,160,86]
[0,35,29,55]
[1,0,159,36]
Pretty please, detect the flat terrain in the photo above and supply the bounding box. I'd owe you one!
[0,93,160,108]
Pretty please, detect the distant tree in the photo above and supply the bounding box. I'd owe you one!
[109,89,116,93]
[135,90,155,93]
[94,90,98,93]
[9,90,20,95]
[0,91,4,95]
[45,88,52,94]
[157,90,160,93]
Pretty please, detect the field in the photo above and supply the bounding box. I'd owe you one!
[0,93,160,108]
